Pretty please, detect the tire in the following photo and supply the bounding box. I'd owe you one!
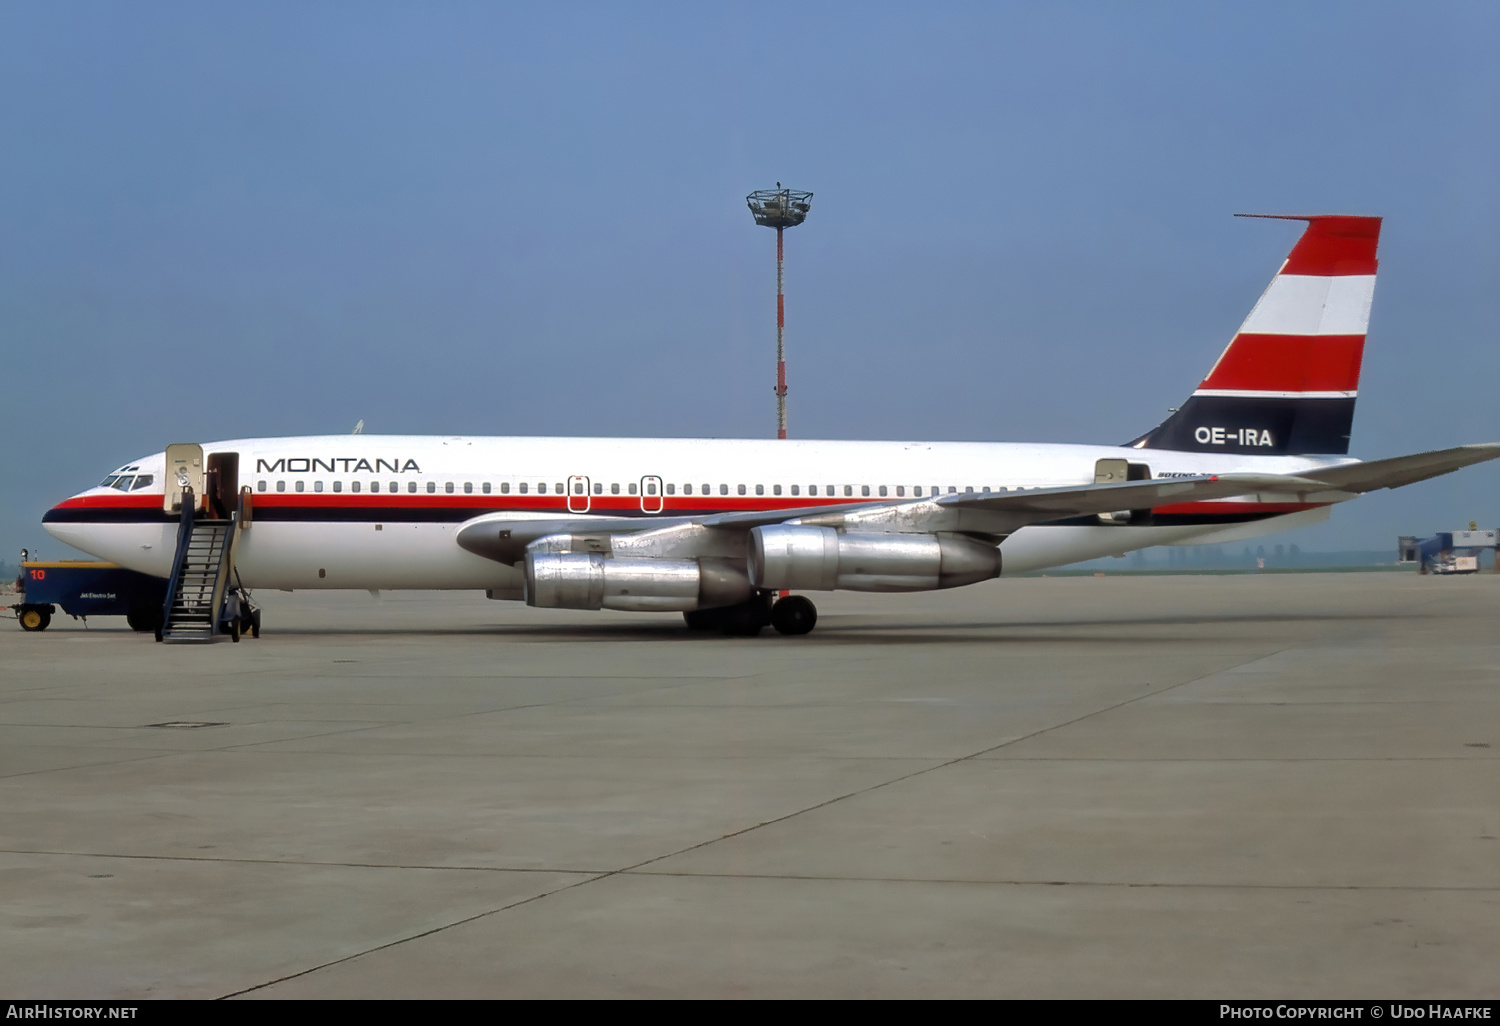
[19,607,47,632]
[683,608,724,632]
[719,597,770,637]
[127,606,163,633]
[770,595,817,636]
[228,618,241,642]
[250,611,261,639]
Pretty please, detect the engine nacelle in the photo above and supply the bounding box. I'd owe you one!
[524,552,752,612]
[747,526,1000,593]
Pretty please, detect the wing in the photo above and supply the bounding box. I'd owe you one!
[455,445,1500,563]
[455,473,1319,561]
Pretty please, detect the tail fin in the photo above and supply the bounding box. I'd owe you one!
[1131,214,1381,455]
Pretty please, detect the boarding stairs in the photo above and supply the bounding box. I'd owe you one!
[157,489,239,643]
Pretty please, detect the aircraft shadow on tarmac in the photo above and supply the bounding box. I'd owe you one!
[247,609,1422,646]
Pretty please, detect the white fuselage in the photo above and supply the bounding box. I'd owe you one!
[44,434,1352,594]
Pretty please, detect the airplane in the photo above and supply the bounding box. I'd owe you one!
[41,214,1500,637]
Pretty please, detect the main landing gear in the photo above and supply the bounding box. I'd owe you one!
[683,592,818,637]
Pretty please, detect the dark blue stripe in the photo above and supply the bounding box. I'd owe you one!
[1130,395,1355,455]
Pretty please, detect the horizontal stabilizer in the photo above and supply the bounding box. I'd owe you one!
[1297,443,1500,493]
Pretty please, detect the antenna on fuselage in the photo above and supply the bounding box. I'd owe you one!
[351,420,364,434]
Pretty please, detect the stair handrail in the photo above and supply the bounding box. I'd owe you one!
[158,487,196,640]
[208,494,243,636]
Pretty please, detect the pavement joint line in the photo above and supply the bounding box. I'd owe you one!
[207,635,1442,998]
[0,848,609,874]
[0,749,199,781]
[217,871,616,1000]
[589,649,1301,880]
[615,869,1500,891]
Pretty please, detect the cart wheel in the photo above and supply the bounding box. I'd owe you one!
[229,618,241,642]
[126,606,163,633]
[19,607,48,632]
[250,611,261,638]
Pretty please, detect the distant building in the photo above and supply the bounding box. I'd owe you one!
[1399,528,1499,574]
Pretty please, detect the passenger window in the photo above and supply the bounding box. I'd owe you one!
[555,483,563,493]
[755,484,764,496]
[333,481,343,493]
[314,481,324,493]
[773,484,782,496]
[464,482,473,494]
[257,480,267,492]
[352,481,362,493]
[481,482,490,494]
[628,483,638,495]
[701,483,710,494]
[519,482,528,494]
[896,486,904,497]
[913,486,922,497]
[861,485,870,497]
[666,483,676,495]
[719,484,728,496]
[948,486,957,494]
[500,482,510,494]
[445,481,455,494]
[965,485,974,493]
[878,485,886,497]
[389,481,398,492]
[592,482,602,494]
[412,481,421,494]
[737,484,746,496]
[427,481,437,494]
[538,483,547,494]
[295,481,305,493]
[611,483,620,494]
[276,481,286,492]
[826,486,835,496]
[683,483,692,495]
[791,485,799,496]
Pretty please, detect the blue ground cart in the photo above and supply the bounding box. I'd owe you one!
[10,561,169,632]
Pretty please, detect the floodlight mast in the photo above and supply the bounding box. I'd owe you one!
[746,184,812,439]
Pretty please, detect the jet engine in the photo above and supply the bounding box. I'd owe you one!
[524,552,753,612]
[747,525,1000,592]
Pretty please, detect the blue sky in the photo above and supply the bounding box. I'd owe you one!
[3,1,1497,556]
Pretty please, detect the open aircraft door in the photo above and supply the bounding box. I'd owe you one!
[164,444,205,512]
[640,476,663,514]
[567,475,591,513]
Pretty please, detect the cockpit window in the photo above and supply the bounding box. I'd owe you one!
[130,475,154,490]
[110,476,135,491]
[99,475,121,488]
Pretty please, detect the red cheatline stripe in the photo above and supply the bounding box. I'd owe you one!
[53,493,162,510]
[1281,216,1381,276]
[52,493,873,515]
[1199,334,1365,392]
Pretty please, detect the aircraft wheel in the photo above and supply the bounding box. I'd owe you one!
[683,608,723,632]
[770,595,817,636]
[719,596,770,637]
[228,618,241,642]
[250,611,261,638]
[18,607,49,632]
